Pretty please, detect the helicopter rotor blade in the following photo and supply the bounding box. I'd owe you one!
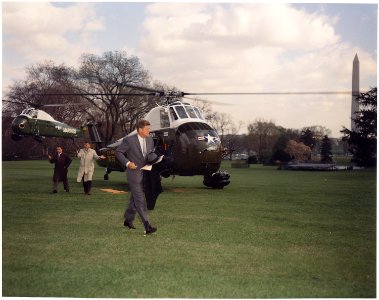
[2,99,85,108]
[2,99,89,113]
[182,91,351,96]
[45,92,162,97]
[5,89,353,109]
[3,99,36,105]
[2,99,23,105]
[183,96,232,106]
[42,103,85,107]
[2,99,42,108]
[121,83,165,95]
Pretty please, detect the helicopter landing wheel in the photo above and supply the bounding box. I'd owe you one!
[203,171,230,189]
[104,168,112,180]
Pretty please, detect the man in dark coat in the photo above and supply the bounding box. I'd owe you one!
[48,146,72,193]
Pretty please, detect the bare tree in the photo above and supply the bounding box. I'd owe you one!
[247,119,280,162]
[76,51,156,141]
[304,125,332,140]
[4,61,83,123]
[201,108,242,158]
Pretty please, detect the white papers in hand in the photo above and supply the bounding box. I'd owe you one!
[141,164,153,171]
[140,155,164,171]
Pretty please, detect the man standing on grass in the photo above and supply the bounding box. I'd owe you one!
[115,119,157,235]
[48,145,72,193]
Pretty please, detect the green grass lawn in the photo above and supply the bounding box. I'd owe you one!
[2,160,376,297]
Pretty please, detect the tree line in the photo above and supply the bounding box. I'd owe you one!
[2,50,376,167]
[215,122,340,164]
[240,88,376,168]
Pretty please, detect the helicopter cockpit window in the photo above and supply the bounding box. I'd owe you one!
[193,107,204,120]
[22,108,38,118]
[169,107,178,120]
[185,105,198,118]
[160,109,170,128]
[175,106,189,119]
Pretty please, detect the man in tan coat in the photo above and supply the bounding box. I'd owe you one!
[76,142,105,195]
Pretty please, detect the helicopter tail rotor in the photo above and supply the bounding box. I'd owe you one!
[86,121,105,149]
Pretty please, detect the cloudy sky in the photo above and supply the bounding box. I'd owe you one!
[2,2,377,137]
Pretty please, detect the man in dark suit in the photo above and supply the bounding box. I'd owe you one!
[48,146,72,193]
[115,119,157,235]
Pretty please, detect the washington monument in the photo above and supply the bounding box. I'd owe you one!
[351,54,360,131]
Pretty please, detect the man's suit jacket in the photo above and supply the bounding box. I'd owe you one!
[49,153,72,182]
[115,133,154,185]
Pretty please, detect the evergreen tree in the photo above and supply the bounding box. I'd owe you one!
[300,128,316,149]
[320,135,333,163]
[341,87,377,168]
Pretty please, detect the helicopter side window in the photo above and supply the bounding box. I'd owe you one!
[193,107,204,120]
[169,107,178,120]
[21,108,37,118]
[160,109,170,128]
[185,105,197,118]
[24,109,38,118]
[174,106,188,119]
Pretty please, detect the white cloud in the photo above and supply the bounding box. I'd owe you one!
[3,2,105,36]
[138,3,345,88]
[2,2,104,87]
[137,3,377,136]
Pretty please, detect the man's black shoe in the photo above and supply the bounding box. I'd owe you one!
[52,190,57,194]
[124,220,136,229]
[145,226,157,235]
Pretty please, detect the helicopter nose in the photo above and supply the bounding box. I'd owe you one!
[12,117,28,134]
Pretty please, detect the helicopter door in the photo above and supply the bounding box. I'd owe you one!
[152,130,174,157]
[160,109,170,128]
[30,118,39,135]
[25,109,39,135]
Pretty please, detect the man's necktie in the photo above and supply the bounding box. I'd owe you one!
[142,138,147,158]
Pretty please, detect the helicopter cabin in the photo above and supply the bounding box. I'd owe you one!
[144,102,206,131]
[20,108,56,122]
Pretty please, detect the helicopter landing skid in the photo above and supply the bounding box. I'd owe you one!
[203,171,230,189]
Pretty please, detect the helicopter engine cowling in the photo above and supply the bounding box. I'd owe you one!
[11,116,30,135]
